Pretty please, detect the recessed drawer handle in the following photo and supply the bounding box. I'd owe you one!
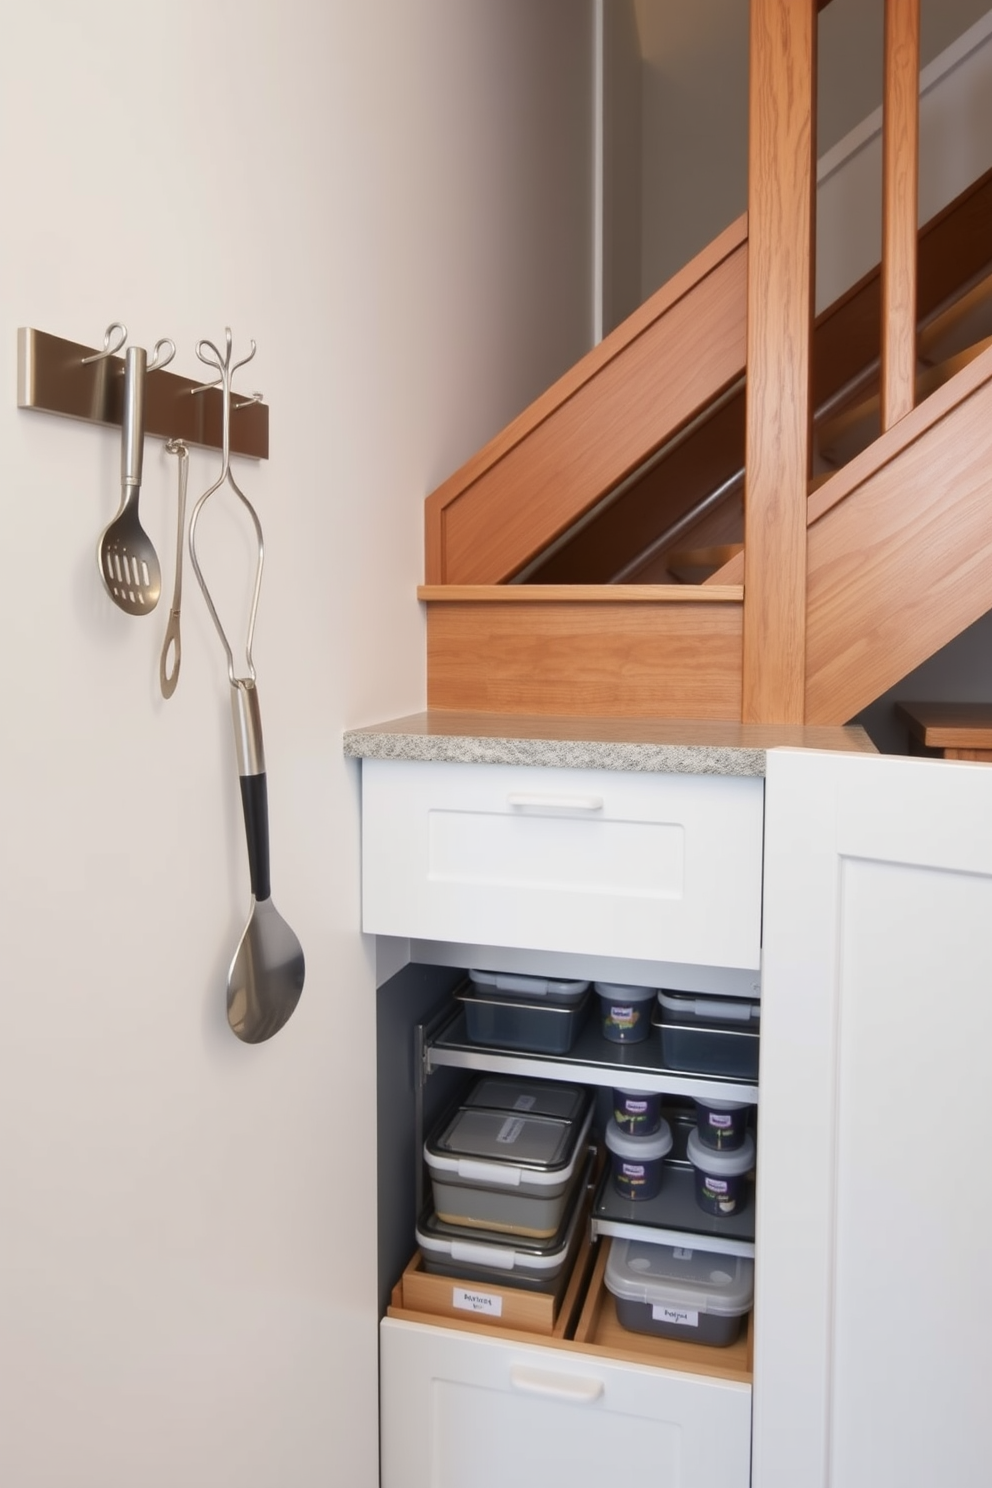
[509,1365,604,1403]
[506,793,604,812]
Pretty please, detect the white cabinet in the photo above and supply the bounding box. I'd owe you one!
[381,1316,752,1488]
[361,759,764,970]
[365,744,992,1487]
[752,749,992,1488]
[363,757,762,1488]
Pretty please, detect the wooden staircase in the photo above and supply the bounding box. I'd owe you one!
[419,0,992,727]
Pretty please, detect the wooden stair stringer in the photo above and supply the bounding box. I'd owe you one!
[424,217,748,585]
[805,340,992,724]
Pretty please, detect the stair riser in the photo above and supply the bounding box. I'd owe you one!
[425,598,743,719]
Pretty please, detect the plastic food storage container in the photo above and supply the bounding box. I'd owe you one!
[463,1075,591,1124]
[416,1148,592,1294]
[693,1096,751,1151]
[458,972,591,1055]
[604,1116,673,1201]
[657,990,760,1079]
[595,982,657,1044]
[686,1128,756,1217]
[612,1087,663,1136]
[605,1236,754,1347]
[425,1095,594,1237]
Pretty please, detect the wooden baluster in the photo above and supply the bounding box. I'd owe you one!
[742,0,817,724]
[881,0,921,430]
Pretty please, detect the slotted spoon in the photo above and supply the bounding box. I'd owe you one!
[97,344,160,614]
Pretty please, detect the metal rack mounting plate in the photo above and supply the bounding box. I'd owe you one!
[17,327,269,459]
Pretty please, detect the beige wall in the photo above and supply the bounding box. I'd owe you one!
[629,0,992,300]
[0,4,593,1485]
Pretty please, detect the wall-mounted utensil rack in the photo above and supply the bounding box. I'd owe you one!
[17,327,269,459]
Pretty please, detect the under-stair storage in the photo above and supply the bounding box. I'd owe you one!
[359,742,770,1488]
[383,995,758,1488]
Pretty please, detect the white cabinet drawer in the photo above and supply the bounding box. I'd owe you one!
[360,759,763,969]
[380,1316,752,1488]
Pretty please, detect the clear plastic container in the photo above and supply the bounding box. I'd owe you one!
[604,1116,673,1201]
[686,1128,756,1217]
[657,990,760,1079]
[606,1237,754,1347]
[595,981,657,1044]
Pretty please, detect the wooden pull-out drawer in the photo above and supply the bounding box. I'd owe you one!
[382,1238,753,1488]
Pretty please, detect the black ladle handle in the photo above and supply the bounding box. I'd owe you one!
[231,678,271,902]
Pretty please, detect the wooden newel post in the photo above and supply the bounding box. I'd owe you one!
[742,0,817,724]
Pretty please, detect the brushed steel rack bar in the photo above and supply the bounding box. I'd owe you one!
[17,327,269,459]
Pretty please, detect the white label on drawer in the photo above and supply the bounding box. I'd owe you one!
[496,1117,525,1144]
[673,1247,694,1260]
[513,1095,537,1111]
[453,1287,504,1318]
[652,1305,700,1327]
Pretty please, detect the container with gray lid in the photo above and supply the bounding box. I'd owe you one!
[686,1128,756,1217]
[425,1097,593,1238]
[468,970,589,1004]
[416,1147,592,1294]
[605,1237,754,1347]
[462,1075,590,1124]
[459,972,592,1055]
[657,989,760,1080]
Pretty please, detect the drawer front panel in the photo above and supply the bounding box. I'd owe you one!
[362,760,763,969]
[380,1317,752,1488]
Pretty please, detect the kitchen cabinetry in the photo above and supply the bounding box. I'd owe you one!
[360,748,765,1488]
[349,719,992,1488]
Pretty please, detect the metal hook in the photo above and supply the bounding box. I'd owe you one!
[147,338,177,374]
[188,328,264,685]
[81,322,127,364]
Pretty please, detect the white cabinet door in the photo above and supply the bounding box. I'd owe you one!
[753,749,992,1488]
[381,1318,752,1488]
[361,759,764,969]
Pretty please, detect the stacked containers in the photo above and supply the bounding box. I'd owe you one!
[423,1076,594,1243]
[688,1095,755,1216]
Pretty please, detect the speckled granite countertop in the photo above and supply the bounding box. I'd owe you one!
[343,710,877,776]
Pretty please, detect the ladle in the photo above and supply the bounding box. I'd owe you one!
[188,329,305,1044]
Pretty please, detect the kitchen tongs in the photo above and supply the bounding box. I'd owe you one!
[189,329,305,1044]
